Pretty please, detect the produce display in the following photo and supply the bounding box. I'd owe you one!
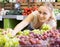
[6,9,23,15]
[0,24,60,47]
[0,1,60,47]
[17,29,60,47]
[0,29,19,47]
[23,6,38,16]
[54,9,60,16]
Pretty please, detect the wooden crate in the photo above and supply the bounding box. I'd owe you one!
[3,2,60,10]
[4,3,13,10]
[54,2,60,9]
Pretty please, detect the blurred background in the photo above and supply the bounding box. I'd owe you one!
[0,0,60,29]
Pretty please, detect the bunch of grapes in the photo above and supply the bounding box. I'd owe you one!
[17,29,60,47]
[0,28,19,47]
[41,24,51,31]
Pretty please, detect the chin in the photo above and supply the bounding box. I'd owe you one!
[39,20,46,22]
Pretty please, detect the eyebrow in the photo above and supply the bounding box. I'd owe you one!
[38,10,48,13]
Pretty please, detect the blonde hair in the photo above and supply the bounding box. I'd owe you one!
[42,2,56,22]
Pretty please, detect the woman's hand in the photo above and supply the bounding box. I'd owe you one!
[11,30,17,37]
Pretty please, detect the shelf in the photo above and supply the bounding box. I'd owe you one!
[0,2,60,10]
[0,15,60,21]
[0,15,25,21]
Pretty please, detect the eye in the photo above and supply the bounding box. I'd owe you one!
[38,11,41,14]
[43,12,47,15]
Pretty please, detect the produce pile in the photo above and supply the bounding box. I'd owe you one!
[0,29,19,47]
[54,9,60,16]
[0,24,60,47]
[6,6,38,15]
[22,6,38,16]
[17,29,60,47]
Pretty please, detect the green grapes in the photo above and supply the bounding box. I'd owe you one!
[41,24,51,31]
[32,29,40,34]
[17,31,23,36]
[23,30,30,36]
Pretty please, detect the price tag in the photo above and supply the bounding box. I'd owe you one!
[16,16,24,20]
[0,16,2,21]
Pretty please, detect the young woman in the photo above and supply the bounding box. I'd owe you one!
[12,3,57,36]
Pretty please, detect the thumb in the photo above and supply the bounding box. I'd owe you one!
[11,30,17,37]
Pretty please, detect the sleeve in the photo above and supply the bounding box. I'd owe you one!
[48,20,56,27]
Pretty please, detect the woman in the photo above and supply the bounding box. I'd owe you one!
[12,3,57,36]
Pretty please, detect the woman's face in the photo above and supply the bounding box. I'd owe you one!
[37,6,51,22]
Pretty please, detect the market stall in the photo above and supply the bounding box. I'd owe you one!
[0,0,60,47]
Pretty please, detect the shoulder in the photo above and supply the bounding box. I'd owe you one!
[31,10,39,16]
[47,19,57,27]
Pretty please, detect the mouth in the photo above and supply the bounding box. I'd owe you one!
[39,18,46,22]
[40,18,44,20]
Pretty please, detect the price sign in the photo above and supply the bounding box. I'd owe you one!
[16,16,24,20]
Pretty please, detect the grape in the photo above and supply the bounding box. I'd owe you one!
[17,31,23,36]
[23,30,30,36]
[32,29,40,34]
[55,38,60,44]
[29,38,36,44]
[4,42,10,47]
[28,34,34,38]
[1,28,60,47]
[12,38,19,47]
[41,24,51,31]
[40,30,45,35]
[19,40,27,45]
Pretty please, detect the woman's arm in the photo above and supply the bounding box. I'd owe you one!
[12,13,34,36]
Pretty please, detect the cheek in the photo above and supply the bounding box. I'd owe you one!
[37,15,40,18]
[45,15,50,20]
[46,13,51,18]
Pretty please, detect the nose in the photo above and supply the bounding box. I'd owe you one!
[40,14,44,18]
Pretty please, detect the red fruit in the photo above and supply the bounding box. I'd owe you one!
[24,10,27,13]
[52,34,56,38]
[56,38,60,44]
[35,38,41,44]
[36,40,41,44]
[55,34,60,38]
[24,41,31,45]
[43,35,47,39]
[23,13,26,16]
[38,37,41,40]
[24,8,28,10]
[41,36,45,40]
[50,30,54,33]
[47,33,52,37]
[29,38,36,44]
[19,40,26,45]
[29,34,34,38]
[27,12,30,15]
